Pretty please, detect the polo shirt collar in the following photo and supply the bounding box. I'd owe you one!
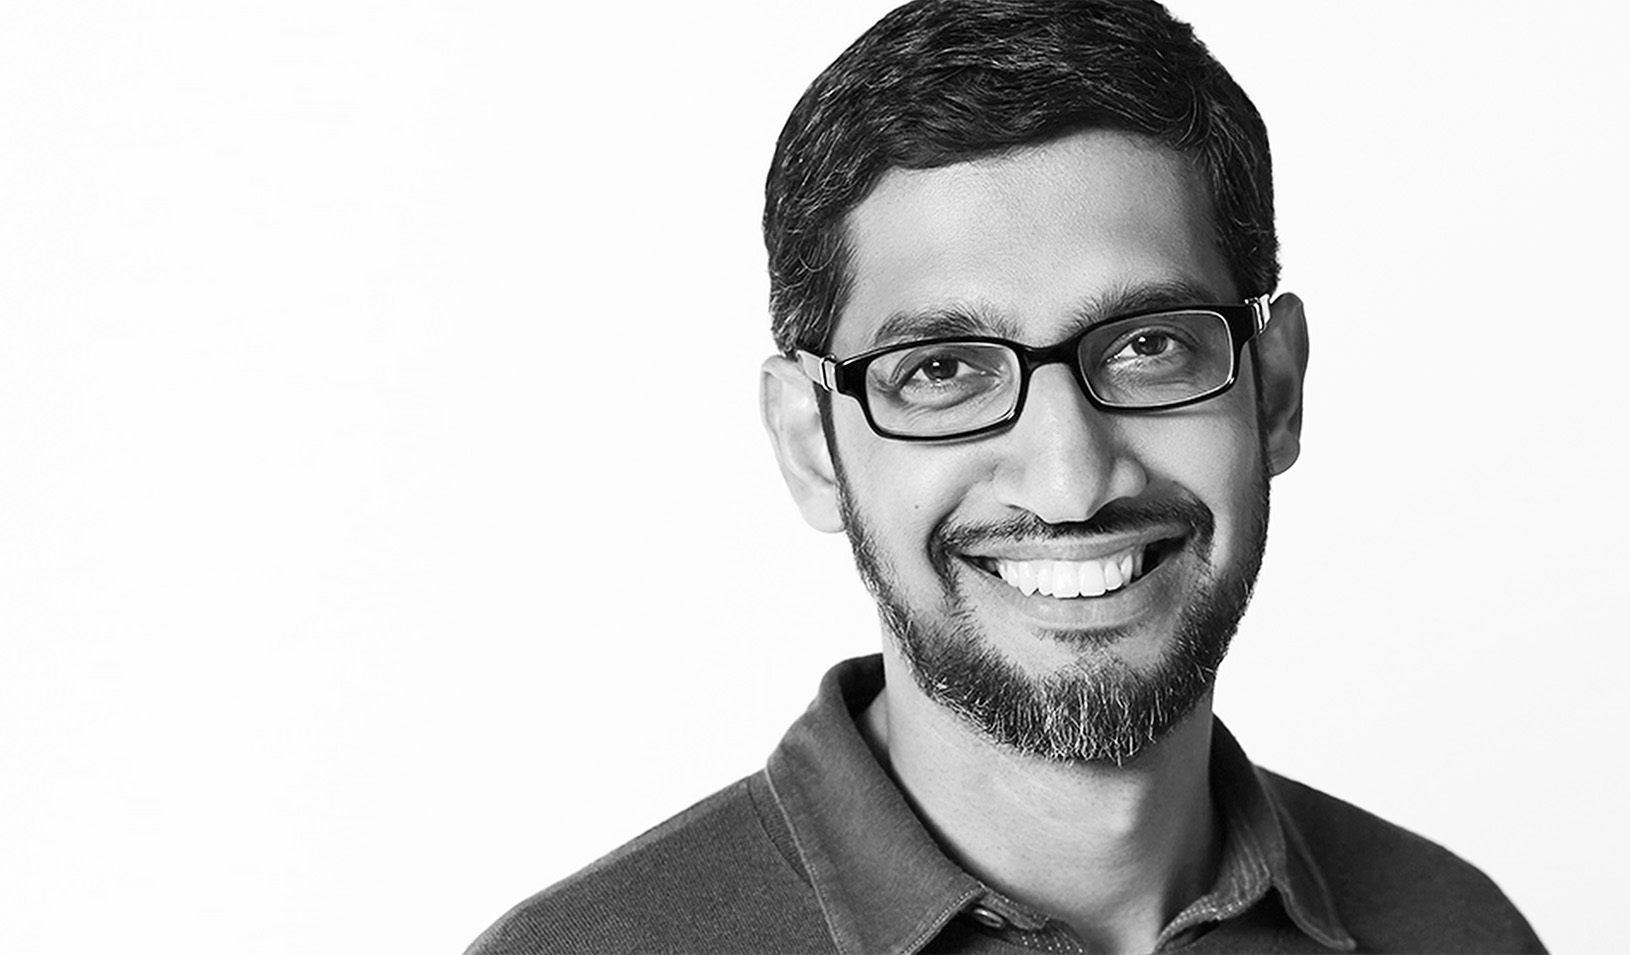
[765,656,984,954]
[763,655,1356,954]
[1210,721,1358,952]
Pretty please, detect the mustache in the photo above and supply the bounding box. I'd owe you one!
[937,496,1215,553]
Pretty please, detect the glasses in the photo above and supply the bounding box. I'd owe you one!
[796,296,1271,441]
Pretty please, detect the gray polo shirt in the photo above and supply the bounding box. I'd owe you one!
[467,655,1543,954]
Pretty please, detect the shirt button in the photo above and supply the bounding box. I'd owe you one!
[968,905,1008,930]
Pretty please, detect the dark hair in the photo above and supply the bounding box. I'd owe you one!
[763,0,1276,355]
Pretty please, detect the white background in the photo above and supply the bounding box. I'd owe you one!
[1,2,1624,952]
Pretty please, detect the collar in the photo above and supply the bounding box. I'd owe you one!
[763,655,1356,954]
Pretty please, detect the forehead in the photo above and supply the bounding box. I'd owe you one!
[833,130,1233,352]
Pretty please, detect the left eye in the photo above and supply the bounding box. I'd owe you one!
[1104,326,1194,365]
[1117,331,1175,359]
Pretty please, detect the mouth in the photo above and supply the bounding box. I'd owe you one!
[965,535,1186,600]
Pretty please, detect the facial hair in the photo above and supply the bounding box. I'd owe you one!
[836,467,1271,766]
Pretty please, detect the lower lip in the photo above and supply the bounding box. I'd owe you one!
[957,550,1182,631]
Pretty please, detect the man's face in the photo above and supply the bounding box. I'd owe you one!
[825,131,1271,763]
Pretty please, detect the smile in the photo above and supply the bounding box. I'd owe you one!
[968,537,1183,600]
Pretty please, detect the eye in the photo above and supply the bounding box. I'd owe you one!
[1111,330,1183,361]
[866,341,1016,409]
[1101,325,1198,367]
[1081,311,1234,407]
[912,355,971,383]
[873,344,1006,390]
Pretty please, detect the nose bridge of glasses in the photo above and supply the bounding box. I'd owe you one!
[1015,333,1100,408]
[1018,352,1105,430]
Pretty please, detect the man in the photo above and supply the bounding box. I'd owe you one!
[468,1,1543,952]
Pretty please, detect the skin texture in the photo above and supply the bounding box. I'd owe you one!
[760,130,1309,951]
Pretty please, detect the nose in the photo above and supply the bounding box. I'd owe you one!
[990,364,1148,524]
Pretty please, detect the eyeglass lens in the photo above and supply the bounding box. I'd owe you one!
[862,310,1234,437]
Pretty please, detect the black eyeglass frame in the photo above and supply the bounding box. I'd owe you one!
[795,295,1271,442]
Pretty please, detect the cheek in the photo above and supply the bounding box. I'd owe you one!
[1127,399,1263,559]
[830,402,977,559]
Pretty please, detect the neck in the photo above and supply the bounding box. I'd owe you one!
[859,645,1220,954]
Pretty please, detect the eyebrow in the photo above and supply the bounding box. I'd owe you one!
[864,277,1228,350]
[1068,278,1228,328]
[867,302,1021,348]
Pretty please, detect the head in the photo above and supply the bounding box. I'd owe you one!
[760,0,1309,764]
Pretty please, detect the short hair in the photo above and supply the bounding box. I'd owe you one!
[763,0,1277,356]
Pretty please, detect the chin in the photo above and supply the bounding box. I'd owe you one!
[836,457,1271,763]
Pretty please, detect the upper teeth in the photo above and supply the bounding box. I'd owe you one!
[993,546,1144,598]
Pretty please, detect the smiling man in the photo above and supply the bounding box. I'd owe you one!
[467,2,1543,953]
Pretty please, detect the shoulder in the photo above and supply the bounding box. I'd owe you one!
[1261,769,1546,954]
[464,773,833,955]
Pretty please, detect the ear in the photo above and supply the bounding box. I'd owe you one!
[1254,293,1310,476]
[760,356,845,533]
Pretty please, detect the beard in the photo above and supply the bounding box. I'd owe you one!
[836,466,1270,766]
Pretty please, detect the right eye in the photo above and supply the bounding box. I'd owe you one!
[903,354,978,385]
[868,343,1013,408]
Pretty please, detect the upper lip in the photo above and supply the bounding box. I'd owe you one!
[956,527,1188,563]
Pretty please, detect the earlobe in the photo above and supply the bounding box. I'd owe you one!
[760,356,845,533]
[1255,293,1310,476]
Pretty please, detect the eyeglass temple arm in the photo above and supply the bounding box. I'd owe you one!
[1251,294,1271,335]
[796,350,839,392]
